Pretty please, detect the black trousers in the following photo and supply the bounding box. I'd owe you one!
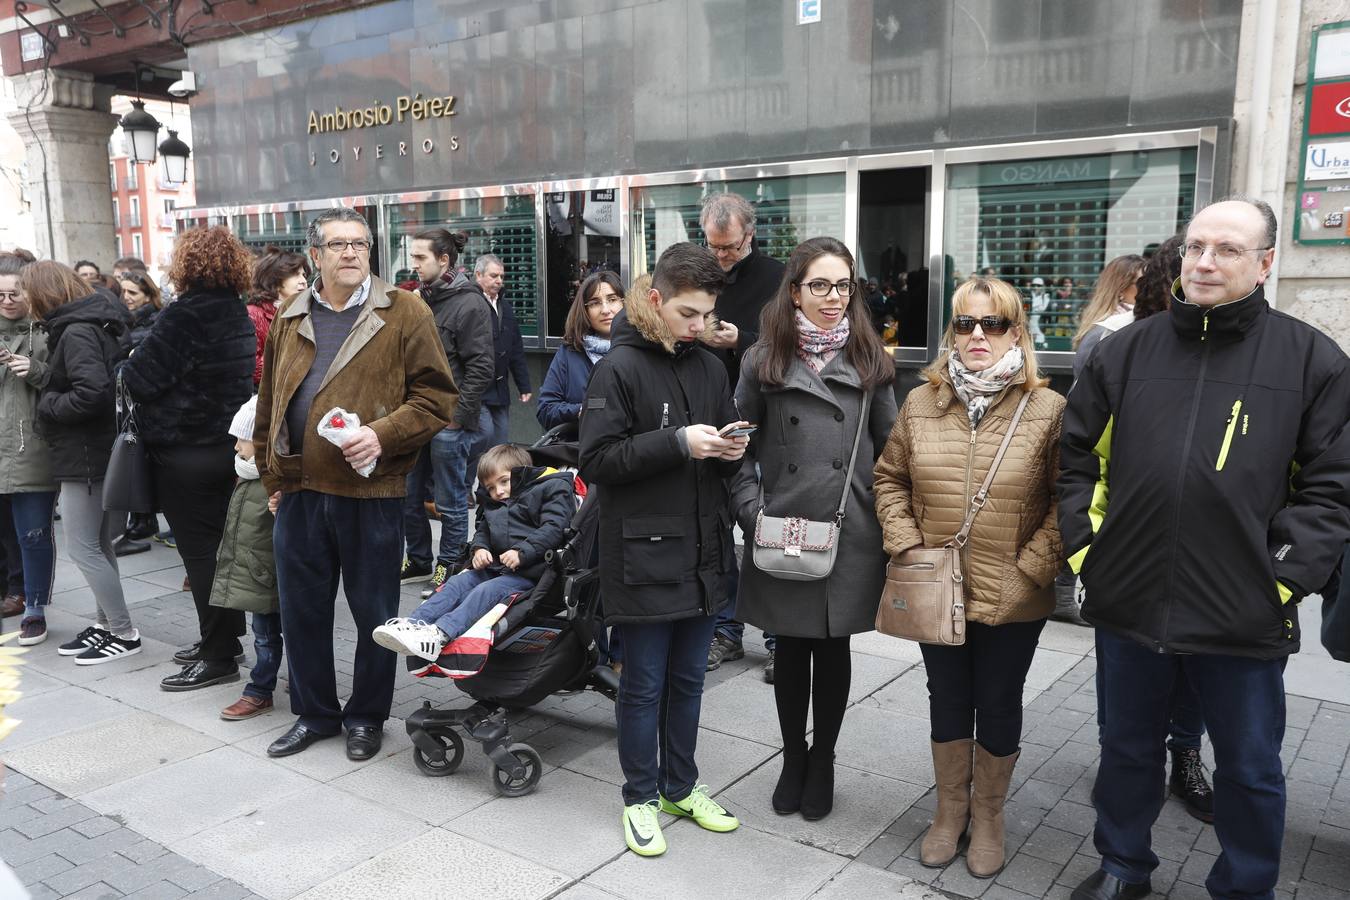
[919,618,1046,757]
[774,634,852,754]
[0,496,23,595]
[151,442,245,660]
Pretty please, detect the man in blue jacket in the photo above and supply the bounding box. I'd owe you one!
[1060,197,1350,900]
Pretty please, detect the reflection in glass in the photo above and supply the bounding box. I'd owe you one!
[546,190,621,337]
[388,195,538,337]
[943,148,1197,352]
[858,167,929,348]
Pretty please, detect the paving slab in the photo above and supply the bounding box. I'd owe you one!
[3,711,220,797]
[149,684,292,745]
[698,666,790,746]
[561,723,776,797]
[832,704,934,787]
[850,631,926,664]
[810,860,947,898]
[231,718,413,783]
[296,828,568,899]
[0,685,130,753]
[330,747,499,826]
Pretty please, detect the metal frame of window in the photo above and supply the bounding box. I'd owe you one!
[178,126,1218,369]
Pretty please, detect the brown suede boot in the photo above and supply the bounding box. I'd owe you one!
[966,744,1018,878]
[921,738,973,867]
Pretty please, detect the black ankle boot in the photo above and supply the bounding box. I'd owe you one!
[1169,746,1214,823]
[772,742,809,814]
[800,746,835,821]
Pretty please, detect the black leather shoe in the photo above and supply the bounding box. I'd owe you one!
[112,536,151,557]
[346,726,383,761]
[160,660,240,692]
[1071,870,1152,900]
[268,722,335,758]
[174,642,245,664]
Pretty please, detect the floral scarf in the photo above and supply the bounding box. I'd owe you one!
[795,310,850,374]
[948,346,1024,427]
[582,334,612,365]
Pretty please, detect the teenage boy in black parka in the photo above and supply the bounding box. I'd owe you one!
[579,242,750,858]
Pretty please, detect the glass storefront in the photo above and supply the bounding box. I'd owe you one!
[387,194,540,337]
[943,147,1198,352]
[546,189,621,337]
[235,211,309,254]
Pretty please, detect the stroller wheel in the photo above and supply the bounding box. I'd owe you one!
[412,729,464,776]
[491,743,543,797]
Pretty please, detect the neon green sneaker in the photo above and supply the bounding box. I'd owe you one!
[623,800,667,857]
[659,784,739,833]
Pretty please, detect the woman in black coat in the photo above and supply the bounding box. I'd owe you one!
[731,237,897,821]
[23,262,143,664]
[121,227,256,691]
[114,269,164,548]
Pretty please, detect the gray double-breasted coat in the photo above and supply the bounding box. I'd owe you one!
[730,346,898,639]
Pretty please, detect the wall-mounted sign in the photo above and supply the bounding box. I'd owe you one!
[1296,22,1350,244]
[798,0,821,26]
[305,91,462,168]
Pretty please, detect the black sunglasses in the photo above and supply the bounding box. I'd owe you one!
[953,315,1013,336]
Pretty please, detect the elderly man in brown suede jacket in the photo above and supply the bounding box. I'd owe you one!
[254,206,457,762]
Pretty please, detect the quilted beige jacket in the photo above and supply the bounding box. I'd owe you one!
[873,374,1065,626]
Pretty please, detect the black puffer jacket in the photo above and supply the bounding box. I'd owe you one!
[36,293,127,482]
[1060,285,1350,659]
[579,306,740,624]
[470,466,576,580]
[423,272,495,429]
[120,287,254,447]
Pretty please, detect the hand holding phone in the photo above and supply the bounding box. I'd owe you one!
[718,422,757,439]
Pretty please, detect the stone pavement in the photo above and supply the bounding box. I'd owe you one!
[3,538,1349,899]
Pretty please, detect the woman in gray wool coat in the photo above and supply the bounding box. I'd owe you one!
[731,236,897,822]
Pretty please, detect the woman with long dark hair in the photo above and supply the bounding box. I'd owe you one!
[247,247,310,387]
[731,237,897,821]
[121,226,256,691]
[536,270,625,431]
[112,268,167,552]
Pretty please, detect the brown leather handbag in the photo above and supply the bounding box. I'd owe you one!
[875,392,1030,646]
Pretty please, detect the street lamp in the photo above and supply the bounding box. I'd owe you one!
[158,130,191,184]
[119,100,161,164]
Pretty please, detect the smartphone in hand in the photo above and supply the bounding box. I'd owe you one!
[718,422,758,439]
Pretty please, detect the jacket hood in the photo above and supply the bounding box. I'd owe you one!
[612,273,721,356]
[1169,280,1266,340]
[473,464,570,506]
[421,270,480,309]
[43,292,128,342]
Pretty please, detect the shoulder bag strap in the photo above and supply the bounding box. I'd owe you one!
[950,391,1031,548]
[115,368,136,434]
[833,389,873,525]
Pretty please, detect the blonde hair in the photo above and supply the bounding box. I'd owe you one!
[920,277,1046,391]
[1073,254,1144,349]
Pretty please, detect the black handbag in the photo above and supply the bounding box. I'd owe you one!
[103,370,154,513]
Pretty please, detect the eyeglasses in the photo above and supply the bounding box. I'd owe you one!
[953,315,1013,336]
[703,233,750,254]
[1178,242,1271,263]
[323,239,372,253]
[795,279,856,298]
[584,295,624,310]
[0,291,20,302]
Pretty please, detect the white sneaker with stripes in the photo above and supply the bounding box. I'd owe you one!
[372,618,447,662]
[73,630,143,666]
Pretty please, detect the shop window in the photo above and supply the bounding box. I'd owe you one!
[388,195,539,338]
[545,190,620,338]
[943,147,1197,352]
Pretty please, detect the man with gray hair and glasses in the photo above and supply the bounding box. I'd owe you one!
[1060,196,1350,900]
[473,252,533,450]
[698,192,785,681]
[254,206,457,762]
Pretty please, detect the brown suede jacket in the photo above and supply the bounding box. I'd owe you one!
[254,275,458,499]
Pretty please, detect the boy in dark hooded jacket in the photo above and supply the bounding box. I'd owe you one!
[374,443,574,661]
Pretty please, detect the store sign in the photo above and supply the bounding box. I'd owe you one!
[1305,140,1350,181]
[1296,21,1350,244]
[1309,80,1350,136]
[1314,29,1350,79]
[798,0,821,25]
[304,90,463,167]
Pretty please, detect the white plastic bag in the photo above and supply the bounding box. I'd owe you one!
[317,407,376,477]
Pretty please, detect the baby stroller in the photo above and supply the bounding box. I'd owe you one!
[404,424,617,797]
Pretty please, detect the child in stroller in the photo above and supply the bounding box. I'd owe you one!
[374,443,575,663]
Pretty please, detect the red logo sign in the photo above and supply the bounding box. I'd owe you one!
[1310,80,1350,135]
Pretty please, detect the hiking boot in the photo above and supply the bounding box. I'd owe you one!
[420,563,450,599]
[622,800,666,857]
[74,631,143,666]
[1169,746,1214,823]
[17,616,47,646]
[58,625,109,656]
[706,634,744,671]
[1,594,24,618]
[400,558,433,584]
[660,784,739,833]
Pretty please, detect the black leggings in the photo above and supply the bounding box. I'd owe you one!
[774,635,852,754]
[919,618,1046,758]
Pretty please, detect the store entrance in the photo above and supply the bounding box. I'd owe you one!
[857,167,930,349]
[545,190,622,336]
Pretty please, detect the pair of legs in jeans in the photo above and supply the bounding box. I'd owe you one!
[1093,629,1285,898]
[60,481,134,638]
[412,569,534,641]
[404,409,491,571]
[242,612,284,702]
[0,492,56,619]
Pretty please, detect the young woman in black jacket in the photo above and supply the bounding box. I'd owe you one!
[113,269,164,549]
[121,227,256,692]
[23,262,142,665]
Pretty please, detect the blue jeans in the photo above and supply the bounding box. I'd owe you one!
[616,614,717,805]
[714,550,775,651]
[244,612,284,701]
[1093,629,1286,898]
[412,568,533,640]
[274,492,404,734]
[404,410,491,569]
[4,492,56,617]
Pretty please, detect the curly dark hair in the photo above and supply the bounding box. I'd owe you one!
[250,245,311,307]
[1134,233,1184,321]
[168,226,252,295]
